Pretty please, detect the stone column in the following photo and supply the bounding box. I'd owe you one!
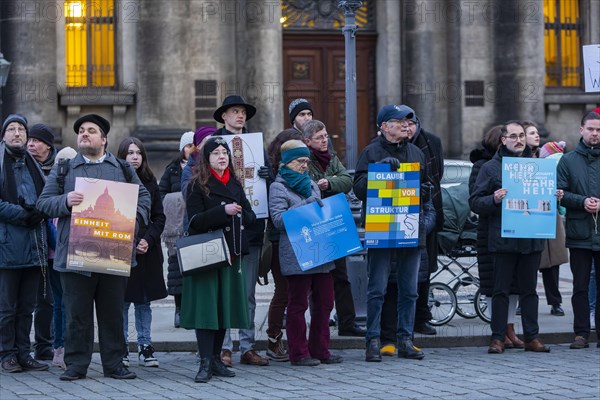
[1,0,58,125]
[375,0,402,110]
[492,0,545,124]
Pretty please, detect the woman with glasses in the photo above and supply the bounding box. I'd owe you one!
[182,137,255,382]
[268,140,341,367]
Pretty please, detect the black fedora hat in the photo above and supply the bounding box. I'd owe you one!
[213,95,257,124]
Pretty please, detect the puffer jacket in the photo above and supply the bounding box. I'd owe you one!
[557,139,600,250]
[469,145,544,254]
[268,176,335,276]
[0,142,47,269]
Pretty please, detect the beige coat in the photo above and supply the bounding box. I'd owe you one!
[539,215,569,270]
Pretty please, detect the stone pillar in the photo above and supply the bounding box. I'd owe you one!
[375,0,402,110]
[492,0,545,124]
[1,0,58,125]
[445,0,462,158]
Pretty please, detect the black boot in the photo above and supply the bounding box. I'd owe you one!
[365,338,382,362]
[398,338,425,360]
[194,357,212,383]
[212,357,235,377]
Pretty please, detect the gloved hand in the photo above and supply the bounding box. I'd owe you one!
[421,181,433,203]
[258,166,271,180]
[379,157,400,171]
[306,196,324,207]
[24,210,44,227]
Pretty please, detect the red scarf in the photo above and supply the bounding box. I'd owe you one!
[210,168,230,185]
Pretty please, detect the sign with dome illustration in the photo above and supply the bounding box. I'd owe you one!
[66,177,139,276]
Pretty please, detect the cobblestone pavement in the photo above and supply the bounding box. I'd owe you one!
[1,345,598,400]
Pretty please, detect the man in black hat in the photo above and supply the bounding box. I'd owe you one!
[26,124,58,363]
[0,114,50,373]
[213,95,272,367]
[289,98,313,134]
[37,114,151,381]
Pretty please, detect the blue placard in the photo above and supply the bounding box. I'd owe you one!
[501,157,557,238]
[281,193,363,271]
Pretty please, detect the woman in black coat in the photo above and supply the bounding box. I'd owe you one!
[117,138,167,367]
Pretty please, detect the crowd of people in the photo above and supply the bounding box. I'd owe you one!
[0,98,598,383]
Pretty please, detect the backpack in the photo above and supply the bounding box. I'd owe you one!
[56,158,134,195]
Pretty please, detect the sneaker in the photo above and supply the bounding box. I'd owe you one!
[138,344,159,367]
[319,354,343,364]
[52,347,66,369]
[266,333,289,362]
[290,357,320,366]
[19,357,49,371]
[240,350,269,366]
[569,336,589,349]
[122,355,129,367]
[380,344,396,356]
[1,357,23,373]
[398,339,425,360]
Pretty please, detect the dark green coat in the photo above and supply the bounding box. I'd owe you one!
[557,139,600,250]
[307,152,352,198]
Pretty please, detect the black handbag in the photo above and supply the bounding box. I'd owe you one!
[176,229,231,276]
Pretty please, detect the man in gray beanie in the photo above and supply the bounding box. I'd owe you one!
[289,98,313,133]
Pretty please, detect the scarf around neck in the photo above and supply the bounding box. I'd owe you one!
[279,166,312,198]
[211,167,231,185]
[311,148,331,172]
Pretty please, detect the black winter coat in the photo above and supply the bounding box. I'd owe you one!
[468,146,495,295]
[159,159,182,200]
[557,139,600,250]
[186,173,256,256]
[125,180,168,303]
[469,145,544,255]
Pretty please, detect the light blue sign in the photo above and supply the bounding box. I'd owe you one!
[501,157,557,239]
[282,193,363,271]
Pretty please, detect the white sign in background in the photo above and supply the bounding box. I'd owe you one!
[218,132,269,219]
[583,44,600,93]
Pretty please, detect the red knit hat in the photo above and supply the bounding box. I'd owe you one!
[539,141,566,158]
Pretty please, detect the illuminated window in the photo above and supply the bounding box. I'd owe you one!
[281,0,374,30]
[65,0,115,87]
[544,0,581,88]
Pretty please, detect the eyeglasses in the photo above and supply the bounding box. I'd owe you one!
[292,158,310,166]
[503,133,526,141]
[5,127,26,134]
[311,134,329,141]
[210,150,229,157]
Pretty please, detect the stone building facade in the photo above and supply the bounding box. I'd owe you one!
[0,0,598,174]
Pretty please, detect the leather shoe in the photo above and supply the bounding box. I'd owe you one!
[488,339,505,354]
[19,357,49,371]
[319,354,343,364]
[1,357,23,373]
[365,338,382,362]
[524,339,550,353]
[338,324,367,337]
[550,305,565,316]
[398,339,425,360]
[569,336,589,349]
[414,322,437,335]
[195,358,212,383]
[34,348,54,361]
[60,370,86,381]
[220,349,233,367]
[290,358,320,366]
[211,358,235,377]
[240,350,269,366]
[105,367,137,379]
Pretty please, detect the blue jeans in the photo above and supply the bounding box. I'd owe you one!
[48,265,65,348]
[222,245,260,354]
[366,247,420,342]
[589,261,596,312]
[123,302,152,346]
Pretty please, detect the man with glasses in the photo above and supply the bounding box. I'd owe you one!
[353,105,430,361]
[557,111,600,350]
[302,120,367,337]
[0,114,49,373]
[470,120,550,354]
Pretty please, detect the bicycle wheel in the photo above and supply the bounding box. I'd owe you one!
[453,277,479,319]
[474,289,491,323]
[428,282,457,326]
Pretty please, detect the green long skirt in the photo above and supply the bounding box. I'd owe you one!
[180,257,249,330]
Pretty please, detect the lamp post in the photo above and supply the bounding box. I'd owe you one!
[338,0,362,170]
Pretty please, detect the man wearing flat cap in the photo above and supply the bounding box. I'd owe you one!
[0,114,50,373]
[37,114,151,381]
[26,123,59,364]
[353,105,430,362]
[212,95,272,367]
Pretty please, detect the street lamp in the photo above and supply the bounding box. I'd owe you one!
[0,53,11,87]
[338,0,362,170]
